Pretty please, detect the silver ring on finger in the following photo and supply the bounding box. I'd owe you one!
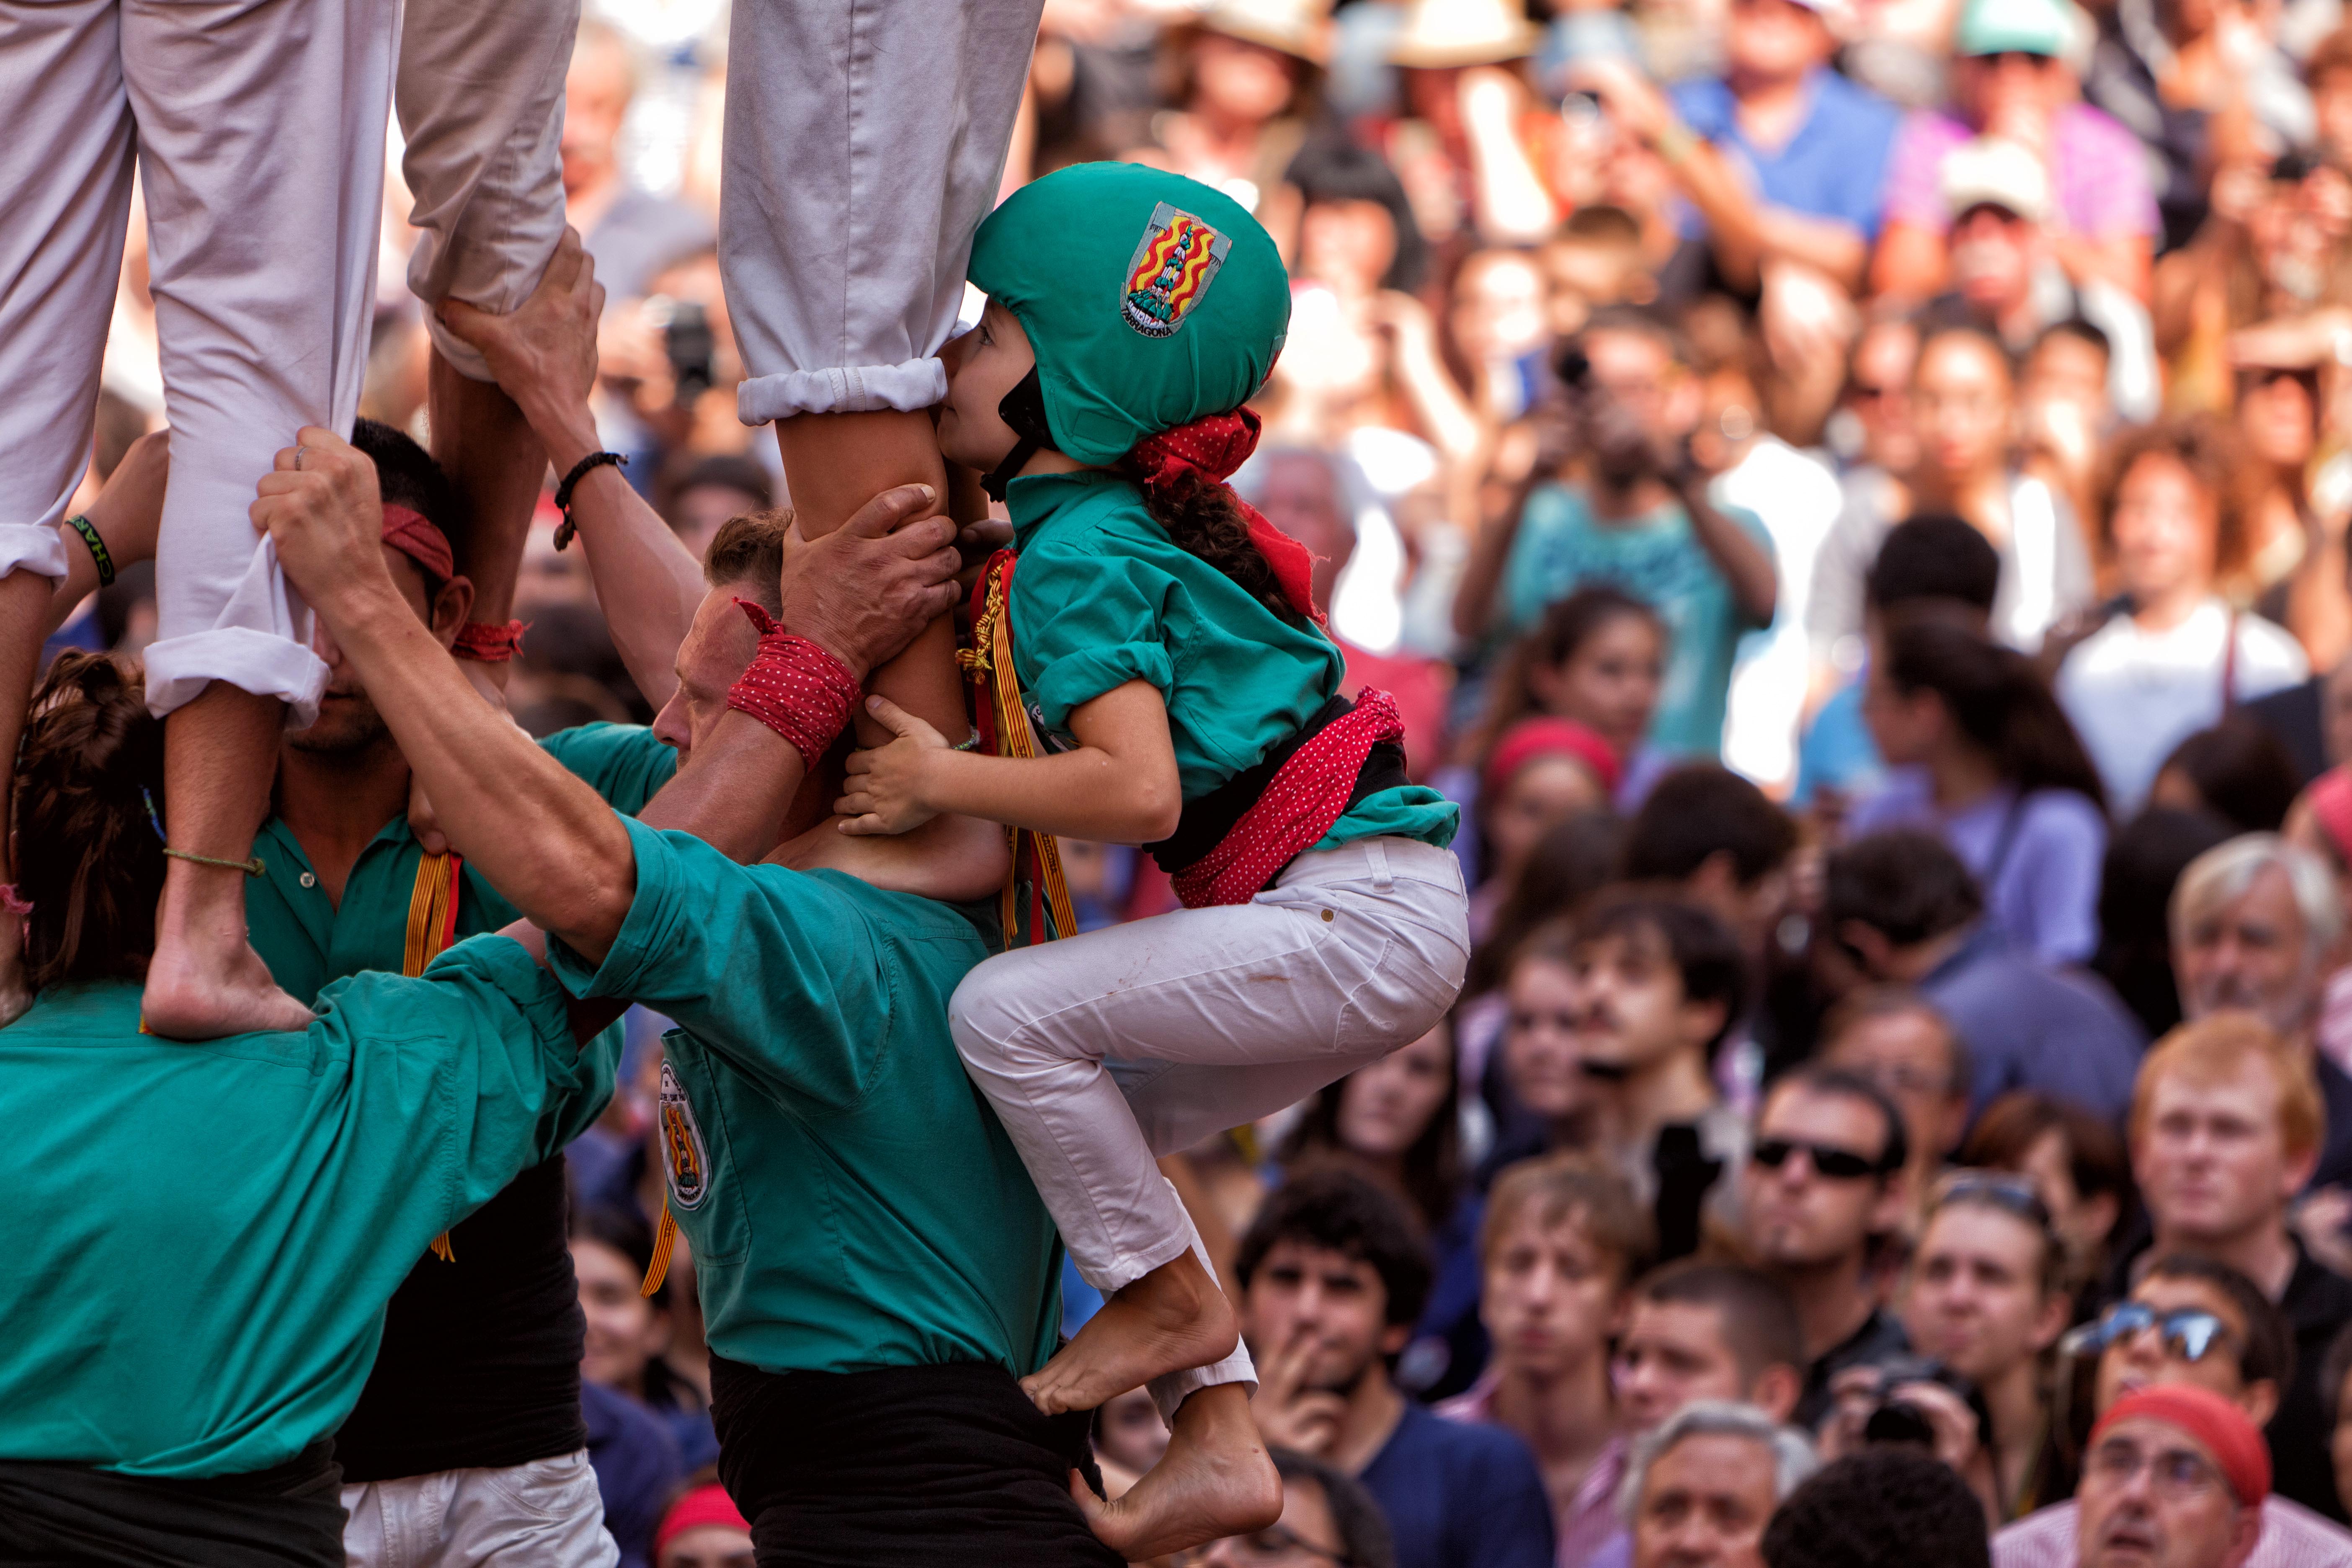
[294,445,307,472]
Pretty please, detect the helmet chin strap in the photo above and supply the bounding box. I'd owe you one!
[982,368,1058,502]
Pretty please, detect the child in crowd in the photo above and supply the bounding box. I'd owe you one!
[1472,715,1620,938]
[833,163,1470,1424]
[1466,585,1669,812]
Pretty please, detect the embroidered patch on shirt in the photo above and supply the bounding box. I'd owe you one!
[1121,202,1232,339]
[658,1059,713,1211]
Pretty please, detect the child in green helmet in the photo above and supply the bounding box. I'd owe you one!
[833,163,1469,1445]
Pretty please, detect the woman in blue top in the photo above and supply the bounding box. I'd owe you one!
[833,163,1470,1431]
[1852,611,2110,965]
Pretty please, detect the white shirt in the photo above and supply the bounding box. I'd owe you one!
[2055,598,2308,815]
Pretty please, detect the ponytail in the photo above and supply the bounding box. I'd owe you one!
[1116,457,1305,626]
[1882,612,2108,815]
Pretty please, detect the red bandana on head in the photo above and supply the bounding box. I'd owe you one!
[381,503,454,582]
[1127,407,1324,627]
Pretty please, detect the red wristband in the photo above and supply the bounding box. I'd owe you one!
[724,598,862,764]
[452,619,529,662]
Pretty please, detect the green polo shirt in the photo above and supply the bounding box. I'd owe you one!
[0,939,607,1478]
[248,723,678,1001]
[545,816,1063,1380]
[1006,469,1456,852]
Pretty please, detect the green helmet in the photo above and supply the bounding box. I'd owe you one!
[968,162,1291,467]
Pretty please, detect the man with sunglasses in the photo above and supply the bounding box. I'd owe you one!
[1995,1254,2352,1568]
[1738,1065,1916,1429]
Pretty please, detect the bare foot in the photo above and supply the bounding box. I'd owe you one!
[143,907,314,1040]
[1022,1251,1239,1417]
[1070,1384,1282,1562]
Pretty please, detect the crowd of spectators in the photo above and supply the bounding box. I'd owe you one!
[59,0,2352,1561]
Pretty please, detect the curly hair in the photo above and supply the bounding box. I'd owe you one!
[1118,459,1306,626]
[2098,415,2256,588]
[14,652,167,990]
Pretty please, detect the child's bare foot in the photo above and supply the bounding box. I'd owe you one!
[142,877,314,1039]
[1069,1383,1281,1562]
[1022,1250,1238,1416]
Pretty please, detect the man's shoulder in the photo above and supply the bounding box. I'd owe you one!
[1384,1398,1544,1478]
[1991,1500,2078,1568]
[2262,1494,2352,1564]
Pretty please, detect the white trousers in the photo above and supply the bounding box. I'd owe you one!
[950,836,1471,1419]
[0,0,571,719]
[720,0,1044,422]
[0,0,400,720]
[341,1450,619,1568]
[396,0,576,384]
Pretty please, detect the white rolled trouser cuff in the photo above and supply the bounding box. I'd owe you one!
[145,530,330,722]
[0,525,70,584]
[949,837,1470,1412]
[1144,1229,1259,1426]
[736,358,950,421]
[721,0,1042,426]
[397,0,577,383]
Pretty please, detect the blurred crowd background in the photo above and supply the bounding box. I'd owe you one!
[67,0,2352,1562]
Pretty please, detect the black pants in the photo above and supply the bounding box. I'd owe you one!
[712,1357,1123,1568]
[0,1443,344,1567]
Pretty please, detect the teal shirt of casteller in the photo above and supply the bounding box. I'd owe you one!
[1004,469,1457,852]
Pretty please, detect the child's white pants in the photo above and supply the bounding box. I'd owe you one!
[720,0,1044,423]
[0,0,571,720]
[950,836,1470,1421]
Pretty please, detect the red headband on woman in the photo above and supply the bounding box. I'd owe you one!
[1128,407,1323,626]
[1485,716,1622,797]
[654,1484,749,1555]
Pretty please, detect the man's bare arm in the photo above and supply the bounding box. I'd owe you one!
[441,233,708,708]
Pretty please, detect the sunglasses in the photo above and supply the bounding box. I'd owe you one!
[1751,1137,1891,1181]
[2081,1302,2233,1362]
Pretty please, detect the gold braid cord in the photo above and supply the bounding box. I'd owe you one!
[403,851,464,1263]
[957,556,1079,947]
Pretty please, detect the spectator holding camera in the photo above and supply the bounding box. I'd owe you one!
[1456,308,1779,762]
[1901,1174,2076,1517]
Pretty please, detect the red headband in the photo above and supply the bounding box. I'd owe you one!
[2091,1385,2270,1508]
[1485,716,1623,797]
[654,1484,749,1555]
[382,503,454,583]
[1129,407,1324,627]
[2309,766,2352,867]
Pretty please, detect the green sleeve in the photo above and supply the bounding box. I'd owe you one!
[543,818,896,1111]
[1015,533,1178,732]
[537,722,680,816]
[312,934,607,1230]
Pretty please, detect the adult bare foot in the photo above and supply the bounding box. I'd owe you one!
[1070,1384,1281,1562]
[1022,1249,1239,1417]
[142,872,315,1039]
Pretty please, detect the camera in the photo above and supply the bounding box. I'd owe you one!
[1844,1353,1993,1452]
[645,295,715,408]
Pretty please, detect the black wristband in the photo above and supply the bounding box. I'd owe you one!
[63,515,114,587]
[552,451,628,551]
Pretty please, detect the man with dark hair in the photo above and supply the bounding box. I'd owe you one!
[1623,766,1799,957]
[1566,893,1751,1259]
[1738,1065,1915,1430]
[1242,1170,1556,1568]
[1616,1263,1807,1436]
[1995,1254,2352,1567]
[1823,830,2144,1122]
[1764,1449,1993,1568]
